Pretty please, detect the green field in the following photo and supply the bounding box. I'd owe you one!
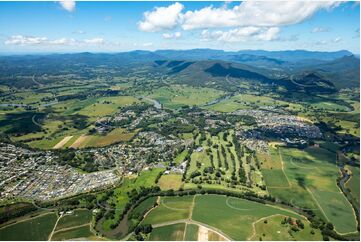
[0,212,58,241]
[265,147,357,234]
[77,96,139,117]
[346,165,360,205]
[149,223,186,241]
[55,209,92,231]
[142,196,193,225]
[191,194,304,240]
[207,93,302,113]
[51,224,93,241]
[184,223,198,241]
[158,174,183,191]
[146,85,224,109]
[250,215,322,241]
[141,194,318,241]
[78,128,137,148]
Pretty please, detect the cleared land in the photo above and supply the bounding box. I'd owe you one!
[149,223,186,241]
[158,174,183,190]
[53,136,73,149]
[145,85,224,109]
[191,194,304,240]
[141,194,318,241]
[249,215,322,241]
[141,196,193,225]
[263,147,357,234]
[345,165,360,205]
[184,223,198,241]
[51,224,93,241]
[55,209,92,231]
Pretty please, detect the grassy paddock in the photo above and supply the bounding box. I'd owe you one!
[0,212,57,241]
[149,223,186,241]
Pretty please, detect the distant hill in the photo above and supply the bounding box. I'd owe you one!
[302,55,360,89]
[0,49,358,90]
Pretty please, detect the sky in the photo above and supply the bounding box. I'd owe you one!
[0,1,359,54]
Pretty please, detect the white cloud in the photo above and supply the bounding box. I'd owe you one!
[311,27,330,33]
[4,35,104,46]
[138,2,184,32]
[84,38,105,45]
[142,42,153,47]
[201,27,280,43]
[58,0,76,12]
[315,40,328,45]
[333,37,342,43]
[162,32,182,39]
[5,35,48,45]
[182,1,339,30]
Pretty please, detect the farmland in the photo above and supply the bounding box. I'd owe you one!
[0,213,58,241]
[140,194,323,241]
[263,146,357,234]
[0,47,359,241]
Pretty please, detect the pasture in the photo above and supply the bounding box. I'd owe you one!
[149,223,186,241]
[141,196,193,225]
[345,165,360,205]
[146,85,224,109]
[191,194,303,240]
[0,212,57,241]
[250,215,322,241]
[263,147,357,234]
[76,128,137,148]
[51,224,93,241]
[184,223,198,241]
[76,96,139,117]
[206,93,302,113]
[55,209,92,231]
[158,174,183,191]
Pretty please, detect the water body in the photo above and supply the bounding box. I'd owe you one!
[203,94,233,107]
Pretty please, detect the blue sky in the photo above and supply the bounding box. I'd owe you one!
[0,1,359,54]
